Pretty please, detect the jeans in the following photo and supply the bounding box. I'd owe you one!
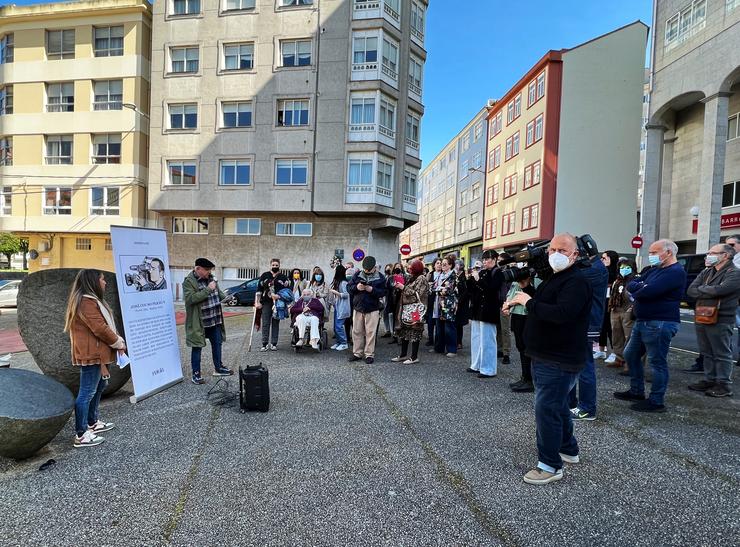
[696,323,735,386]
[75,364,108,436]
[191,325,223,377]
[334,311,347,345]
[470,320,497,376]
[568,348,597,415]
[434,318,457,354]
[260,301,281,347]
[624,319,679,405]
[532,360,580,473]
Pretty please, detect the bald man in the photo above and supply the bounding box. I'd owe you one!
[509,233,593,485]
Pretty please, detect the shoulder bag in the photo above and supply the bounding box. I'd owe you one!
[401,290,427,326]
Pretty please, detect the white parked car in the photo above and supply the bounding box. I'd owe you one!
[0,280,20,307]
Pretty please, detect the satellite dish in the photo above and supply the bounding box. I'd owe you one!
[29,250,39,260]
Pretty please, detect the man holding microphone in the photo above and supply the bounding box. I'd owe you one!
[508,234,593,485]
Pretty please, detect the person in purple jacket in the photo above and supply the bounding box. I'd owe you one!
[614,239,686,413]
[290,289,325,351]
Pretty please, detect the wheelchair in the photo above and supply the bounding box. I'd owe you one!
[290,316,329,352]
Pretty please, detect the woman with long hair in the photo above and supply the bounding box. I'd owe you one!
[608,258,637,375]
[290,268,308,302]
[330,264,350,350]
[309,266,331,322]
[432,255,458,357]
[425,258,442,346]
[595,250,620,362]
[391,259,429,364]
[64,269,126,448]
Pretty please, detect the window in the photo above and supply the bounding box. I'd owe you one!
[502,211,516,236]
[490,111,503,137]
[224,218,261,235]
[528,81,536,107]
[224,0,255,10]
[462,132,470,152]
[350,97,375,126]
[276,222,312,236]
[403,169,417,204]
[474,122,483,142]
[353,35,378,65]
[76,238,92,251]
[169,104,198,129]
[473,152,482,169]
[379,97,396,137]
[167,161,197,185]
[46,30,75,60]
[471,212,479,230]
[485,219,496,239]
[406,113,420,146]
[0,186,11,215]
[459,217,467,234]
[0,86,12,115]
[665,0,707,46]
[279,0,313,5]
[526,120,535,147]
[460,190,468,206]
[170,47,199,73]
[410,1,425,41]
[222,101,253,128]
[94,26,123,57]
[536,72,546,101]
[277,99,309,127]
[409,56,423,95]
[722,181,740,207]
[512,132,520,157]
[728,113,739,141]
[729,0,739,12]
[381,37,399,79]
[276,159,308,185]
[507,95,521,124]
[105,239,113,251]
[485,184,499,206]
[492,145,501,170]
[471,183,481,201]
[377,158,393,197]
[514,95,521,119]
[43,187,72,215]
[505,137,512,161]
[173,217,208,234]
[0,137,11,166]
[92,134,121,164]
[522,204,539,230]
[534,114,543,142]
[173,0,200,15]
[47,83,74,112]
[348,157,373,193]
[223,43,254,71]
[219,159,251,185]
[503,174,518,198]
[93,80,122,110]
[90,187,119,215]
[461,160,469,174]
[46,135,73,164]
[281,39,311,67]
[0,34,14,64]
[524,161,542,189]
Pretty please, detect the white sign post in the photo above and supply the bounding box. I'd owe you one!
[110,226,183,403]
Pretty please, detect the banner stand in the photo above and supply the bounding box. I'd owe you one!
[129,377,184,404]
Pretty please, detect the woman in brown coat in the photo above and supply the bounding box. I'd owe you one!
[64,269,126,448]
[391,259,430,364]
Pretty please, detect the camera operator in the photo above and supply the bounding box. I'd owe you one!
[508,233,593,485]
[466,250,504,378]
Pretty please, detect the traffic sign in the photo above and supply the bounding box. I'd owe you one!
[352,248,365,262]
[400,244,412,256]
[631,236,643,249]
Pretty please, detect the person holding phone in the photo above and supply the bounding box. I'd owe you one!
[391,259,429,364]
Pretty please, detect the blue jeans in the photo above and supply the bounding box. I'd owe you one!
[470,320,497,375]
[568,349,597,415]
[75,365,108,436]
[532,360,580,473]
[624,319,679,405]
[191,325,223,377]
[334,311,347,345]
[434,318,457,354]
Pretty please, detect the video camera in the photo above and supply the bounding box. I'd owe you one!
[498,234,599,283]
[124,256,157,289]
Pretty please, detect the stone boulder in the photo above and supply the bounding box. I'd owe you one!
[17,269,130,395]
[0,368,74,460]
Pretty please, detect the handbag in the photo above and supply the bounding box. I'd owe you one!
[401,291,427,326]
[694,302,719,325]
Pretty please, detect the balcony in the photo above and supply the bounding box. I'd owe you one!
[346,183,393,208]
[353,0,401,29]
[403,193,417,213]
[350,122,395,148]
[405,137,420,158]
[408,81,422,103]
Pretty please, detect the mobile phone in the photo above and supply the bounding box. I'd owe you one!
[394,274,404,285]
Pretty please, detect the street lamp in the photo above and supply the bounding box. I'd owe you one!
[468,167,485,175]
[122,102,150,120]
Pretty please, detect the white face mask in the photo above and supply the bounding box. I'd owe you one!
[548,252,571,273]
[705,255,719,267]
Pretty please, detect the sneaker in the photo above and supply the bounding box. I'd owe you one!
[259,346,269,352]
[335,344,349,351]
[630,400,666,413]
[523,467,563,485]
[88,420,114,433]
[593,351,607,360]
[502,355,511,365]
[688,380,715,392]
[571,409,596,421]
[705,384,733,398]
[466,367,479,373]
[477,373,495,379]
[191,374,206,385]
[604,353,617,364]
[559,453,580,464]
[309,339,319,350]
[295,339,305,347]
[391,356,409,362]
[348,354,362,362]
[330,343,338,350]
[74,430,104,448]
[365,356,374,364]
[402,358,420,365]
[269,344,278,351]
[214,367,233,376]
[445,352,457,358]
[511,381,534,393]
[614,389,645,401]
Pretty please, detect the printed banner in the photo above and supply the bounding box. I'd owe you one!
[110,226,183,402]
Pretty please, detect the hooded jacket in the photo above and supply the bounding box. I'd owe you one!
[347,270,387,313]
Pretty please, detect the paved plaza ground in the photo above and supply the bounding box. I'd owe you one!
[1,309,738,546]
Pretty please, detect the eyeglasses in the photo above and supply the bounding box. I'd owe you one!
[707,251,727,256]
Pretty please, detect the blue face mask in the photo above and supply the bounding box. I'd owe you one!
[315,274,323,282]
[619,267,632,277]
[648,255,661,266]
[303,296,311,302]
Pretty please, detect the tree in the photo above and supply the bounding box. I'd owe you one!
[0,232,21,268]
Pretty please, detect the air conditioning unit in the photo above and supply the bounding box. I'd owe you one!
[39,241,49,252]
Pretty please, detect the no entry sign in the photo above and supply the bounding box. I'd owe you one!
[400,244,412,256]
[631,236,644,249]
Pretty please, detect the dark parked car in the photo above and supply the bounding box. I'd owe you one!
[676,254,706,307]
[223,278,259,306]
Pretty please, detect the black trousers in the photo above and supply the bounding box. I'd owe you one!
[511,314,531,382]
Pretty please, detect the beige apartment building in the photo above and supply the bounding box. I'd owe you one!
[0,0,152,272]
[642,0,740,255]
[148,0,427,291]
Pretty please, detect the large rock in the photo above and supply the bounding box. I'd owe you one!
[0,368,74,459]
[17,269,130,395]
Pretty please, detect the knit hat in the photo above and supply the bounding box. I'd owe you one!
[409,259,424,277]
[362,256,376,271]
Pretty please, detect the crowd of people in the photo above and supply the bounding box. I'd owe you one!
[63,234,739,484]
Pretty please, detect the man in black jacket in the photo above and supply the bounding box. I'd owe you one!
[466,249,504,378]
[254,258,290,351]
[347,256,387,364]
[509,234,593,485]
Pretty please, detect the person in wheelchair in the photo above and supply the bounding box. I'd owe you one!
[290,289,325,351]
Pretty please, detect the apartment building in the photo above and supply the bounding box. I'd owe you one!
[642,0,740,255]
[400,108,487,266]
[482,22,648,254]
[0,0,151,272]
[148,0,427,290]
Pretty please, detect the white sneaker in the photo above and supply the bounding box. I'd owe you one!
[570,407,580,417]
[269,344,278,351]
[88,420,114,433]
[593,351,606,360]
[295,339,304,347]
[309,339,320,350]
[260,346,269,352]
[334,344,349,351]
[604,353,617,364]
[559,452,580,464]
[330,343,338,350]
[74,430,104,448]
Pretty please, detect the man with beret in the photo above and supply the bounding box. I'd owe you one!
[347,256,387,364]
[184,258,234,384]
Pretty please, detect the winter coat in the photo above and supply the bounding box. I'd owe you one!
[291,279,309,302]
[69,296,125,366]
[687,261,740,324]
[433,271,457,321]
[582,256,608,341]
[184,271,226,348]
[274,288,296,320]
[455,270,470,326]
[609,274,635,313]
[394,274,429,331]
[309,281,331,320]
[467,267,504,325]
[347,270,387,313]
[289,297,325,323]
[258,271,290,303]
